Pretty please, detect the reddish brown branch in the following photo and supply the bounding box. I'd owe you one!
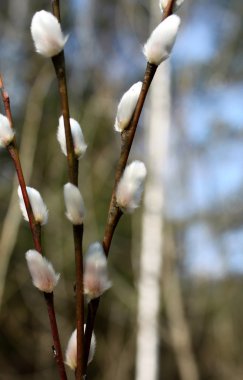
[52,52,78,185]
[50,3,84,379]
[0,75,13,129]
[51,0,61,21]
[163,0,176,19]
[84,0,177,373]
[73,224,85,379]
[44,293,68,380]
[0,75,67,380]
[7,145,42,253]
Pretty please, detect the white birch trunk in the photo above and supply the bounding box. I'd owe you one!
[135,34,171,380]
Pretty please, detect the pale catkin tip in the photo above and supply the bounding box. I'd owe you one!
[143,15,181,65]
[25,249,60,293]
[57,116,87,159]
[17,185,48,225]
[65,326,96,370]
[0,114,14,147]
[116,160,147,213]
[30,10,68,58]
[63,183,85,225]
[84,242,112,300]
[114,82,142,132]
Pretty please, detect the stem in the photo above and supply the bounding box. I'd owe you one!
[0,75,68,380]
[51,0,61,21]
[0,74,14,129]
[84,0,177,372]
[50,4,84,379]
[73,224,85,379]
[84,64,156,373]
[52,52,78,185]
[7,144,42,253]
[163,0,175,20]
[44,293,68,380]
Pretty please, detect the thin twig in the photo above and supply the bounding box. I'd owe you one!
[45,293,68,380]
[0,75,68,380]
[52,52,78,185]
[74,224,85,379]
[84,0,176,374]
[50,2,85,378]
[0,76,41,252]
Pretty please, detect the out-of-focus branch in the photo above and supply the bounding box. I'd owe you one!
[164,225,199,380]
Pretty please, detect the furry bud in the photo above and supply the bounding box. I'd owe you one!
[18,185,48,225]
[114,82,142,132]
[143,15,180,65]
[0,114,14,147]
[116,161,147,213]
[63,183,85,225]
[26,250,60,293]
[84,242,112,301]
[31,10,68,57]
[65,326,96,370]
[57,116,87,159]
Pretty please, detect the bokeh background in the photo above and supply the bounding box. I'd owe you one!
[1,0,243,379]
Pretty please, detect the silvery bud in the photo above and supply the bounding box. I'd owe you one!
[143,15,180,65]
[31,10,68,58]
[18,185,48,225]
[114,82,142,132]
[0,114,14,147]
[26,249,60,293]
[84,242,112,301]
[57,116,87,159]
[116,161,147,213]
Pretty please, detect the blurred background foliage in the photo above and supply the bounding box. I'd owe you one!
[1,0,243,379]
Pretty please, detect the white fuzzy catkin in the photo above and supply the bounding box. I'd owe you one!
[84,242,112,301]
[31,10,68,58]
[116,161,147,213]
[65,326,96,370]
[26,250,60,293]
[0,114,14,147]
[63,183,85,225]
[18,185,48,225]
[114,82,142,132]
[143,15,180,65]
[159,0,184,12]
[57,116,87,159]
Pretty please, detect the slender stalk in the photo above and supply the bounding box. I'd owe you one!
[0,75,68,380]
[0,75,13,128]
[50,3,84,378]
[45,293,68,380]
[84,0,177,374]
[7,145,42,253]
[52,52,78,185]
[51,0,61,21]
[73,224,85,379]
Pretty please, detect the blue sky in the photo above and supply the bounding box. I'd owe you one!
[166,1,243,277]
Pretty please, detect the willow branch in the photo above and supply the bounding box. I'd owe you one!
[50,2,84,378]
[84,0,176,374]
[73,224,85,379]
[0,75,67,380]
[0,75,41,252]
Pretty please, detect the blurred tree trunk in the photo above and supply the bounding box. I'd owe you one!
[164,225,199,380]
[135,1,171,377]
[135,59,170,380]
